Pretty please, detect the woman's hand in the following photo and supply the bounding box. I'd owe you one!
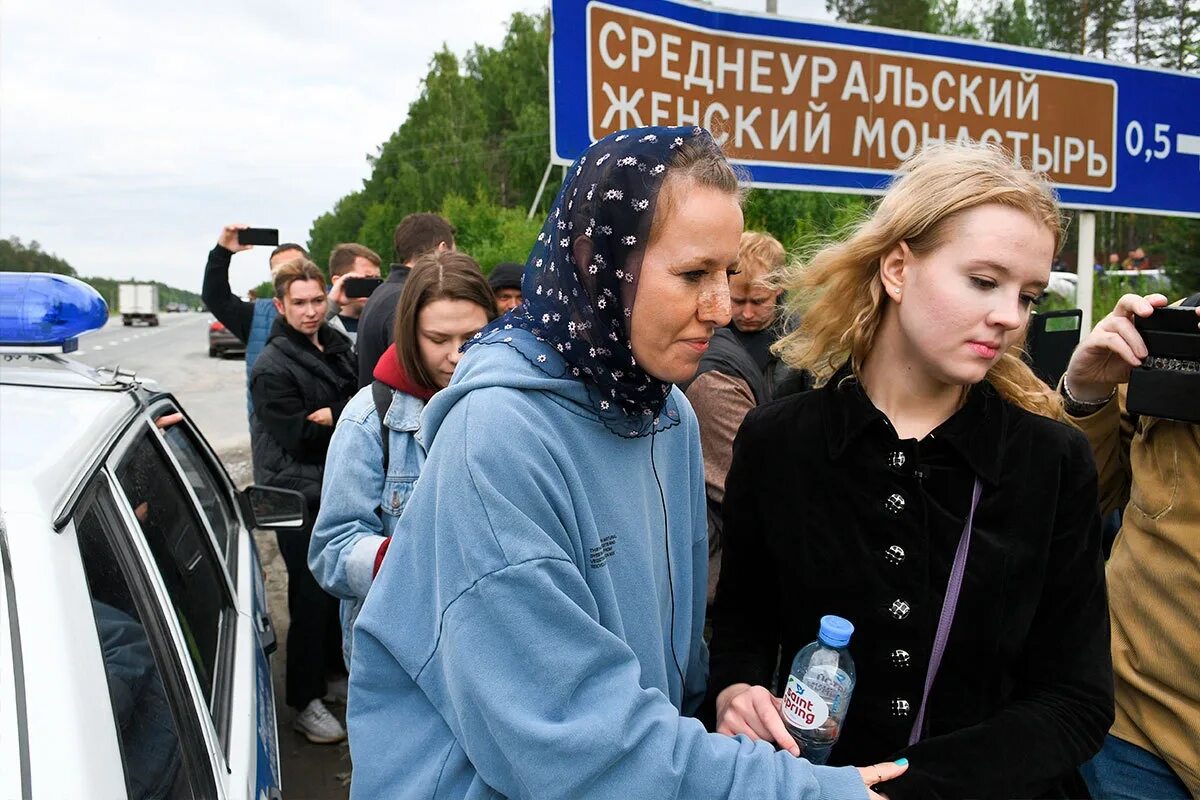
[715,683,910,797]
[1064,292,1171,402]
[307,407,333,426]
[858,759,909,799]
[714,683,799,755]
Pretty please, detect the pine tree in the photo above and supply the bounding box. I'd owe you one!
[1033,0,1089,53]
[1088,0,1127,57]
[985,0,1044,48]
[1126,0,1172,63]
[825,0,937,32]
[1155,0,1200,70]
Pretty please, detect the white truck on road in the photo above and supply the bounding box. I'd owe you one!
[118,283,159,326]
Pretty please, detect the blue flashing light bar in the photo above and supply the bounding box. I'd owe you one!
[0,272,109,352]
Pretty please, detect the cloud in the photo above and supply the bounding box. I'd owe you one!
[1,0,539,293]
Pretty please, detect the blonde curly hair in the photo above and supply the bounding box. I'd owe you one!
[774,140,1067,419]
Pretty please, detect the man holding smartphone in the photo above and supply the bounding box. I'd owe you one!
[202,224,309,419]
[324,243,383,347]
[1066,292,1200,800]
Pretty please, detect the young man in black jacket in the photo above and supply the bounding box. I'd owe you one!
[250,258,357,744]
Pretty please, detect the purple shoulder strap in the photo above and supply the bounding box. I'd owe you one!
[908,477,983,746]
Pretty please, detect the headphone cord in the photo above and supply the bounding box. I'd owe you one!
[650,432,687,695]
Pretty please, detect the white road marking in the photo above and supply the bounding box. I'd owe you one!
[92,345,103,350]
[1178,133,1200,169]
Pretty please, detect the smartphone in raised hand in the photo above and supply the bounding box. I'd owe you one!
[237,227,280,247]
[342,277,384,298]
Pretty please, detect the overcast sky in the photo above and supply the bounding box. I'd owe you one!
[0,0,828,295]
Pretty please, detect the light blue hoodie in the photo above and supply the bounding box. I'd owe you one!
[347,328,867,800]
[310,384,427,666]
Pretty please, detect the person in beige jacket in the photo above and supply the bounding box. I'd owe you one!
[1062,291,1200,800]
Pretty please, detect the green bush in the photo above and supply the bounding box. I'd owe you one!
[441,192,542,274]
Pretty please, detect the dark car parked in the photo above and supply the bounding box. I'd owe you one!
[208,319,245,358]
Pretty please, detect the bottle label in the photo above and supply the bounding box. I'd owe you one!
[781,674,830,730]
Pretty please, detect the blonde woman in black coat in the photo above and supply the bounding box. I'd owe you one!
[706,142,1113,800]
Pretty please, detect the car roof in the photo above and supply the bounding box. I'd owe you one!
[0,355,145,520]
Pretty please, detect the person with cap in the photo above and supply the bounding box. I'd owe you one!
[487,261,524,314]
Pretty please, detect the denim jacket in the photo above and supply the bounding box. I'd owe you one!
[310,383,427,666]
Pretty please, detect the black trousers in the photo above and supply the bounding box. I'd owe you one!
[276,527,344,711]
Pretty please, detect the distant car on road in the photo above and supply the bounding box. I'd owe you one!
[209,319,246,359]
[0,272,290,799]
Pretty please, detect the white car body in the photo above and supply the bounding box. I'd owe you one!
[0,354,284,800]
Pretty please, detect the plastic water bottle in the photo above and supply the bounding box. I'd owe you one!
[780,615,856,765]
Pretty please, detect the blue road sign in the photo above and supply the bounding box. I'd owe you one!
[551,0,1200,217]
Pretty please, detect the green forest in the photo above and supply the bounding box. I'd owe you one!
[0,237,203,312]
[305,0,1199,319]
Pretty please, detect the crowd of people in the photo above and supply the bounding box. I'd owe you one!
[201,125,1199,800]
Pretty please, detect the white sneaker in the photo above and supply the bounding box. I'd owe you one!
[324,676,348,705]
[293,698,346,744]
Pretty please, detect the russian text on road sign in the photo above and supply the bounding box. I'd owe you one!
[550,0,1200,217]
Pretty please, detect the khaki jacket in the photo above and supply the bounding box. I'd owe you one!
[1073,386,1200,796]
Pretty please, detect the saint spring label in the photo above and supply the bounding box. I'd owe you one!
[782,674,830,730]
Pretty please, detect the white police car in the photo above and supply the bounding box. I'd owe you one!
[0,273,296,799]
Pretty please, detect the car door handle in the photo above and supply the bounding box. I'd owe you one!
[257,611,277,657]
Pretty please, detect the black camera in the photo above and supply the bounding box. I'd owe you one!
[1127,306,1200,423]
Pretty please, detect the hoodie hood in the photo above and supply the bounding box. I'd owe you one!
[373,343,436,402]
[419,327,683,450]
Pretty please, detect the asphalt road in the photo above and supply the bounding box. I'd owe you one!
[74,312,252,452]
[75,312,352,799]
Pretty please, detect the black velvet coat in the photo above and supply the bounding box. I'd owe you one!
[705,368,1114,800]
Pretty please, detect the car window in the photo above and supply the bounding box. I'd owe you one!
[115,431,234,706]
[159,421,236,558]
[74,490,196,800]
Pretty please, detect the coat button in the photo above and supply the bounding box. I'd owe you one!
[889,599,911,620]
[890,649,911,669]
[884,493,906,515]
[891,698,911,717]
[884,545,906,566]
[888,450,906,469]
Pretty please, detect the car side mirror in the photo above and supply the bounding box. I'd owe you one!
[239,485,307,530]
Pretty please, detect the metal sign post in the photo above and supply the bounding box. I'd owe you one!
[1077,212,1097,335]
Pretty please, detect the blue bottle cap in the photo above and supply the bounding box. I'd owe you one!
[817,615,854,648]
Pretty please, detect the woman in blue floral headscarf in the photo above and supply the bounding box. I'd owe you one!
[345,126,906,800]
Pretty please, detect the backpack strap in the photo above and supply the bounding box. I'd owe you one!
[371,380,392,473]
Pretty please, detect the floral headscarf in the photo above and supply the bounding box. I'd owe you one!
[466,125,719,437]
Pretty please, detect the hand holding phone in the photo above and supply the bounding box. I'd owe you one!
[1064,293,1169,401]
